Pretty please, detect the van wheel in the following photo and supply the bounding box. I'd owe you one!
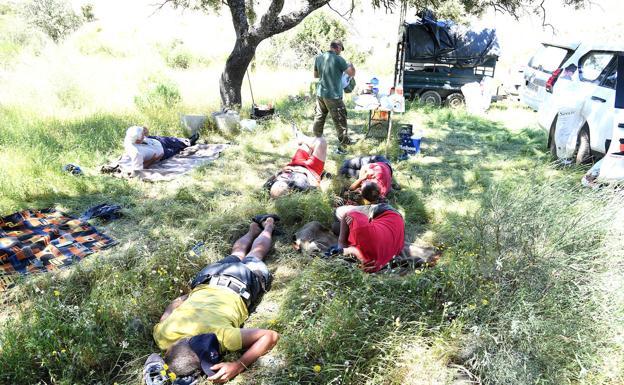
[420,91,442,107]
[574,125,592,164]
[548,116,558,159]
[446,93,465,109]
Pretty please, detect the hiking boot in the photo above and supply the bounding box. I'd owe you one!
[334,147,348,155]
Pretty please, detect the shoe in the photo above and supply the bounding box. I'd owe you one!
[188,132,200,146]
[252,214,281,229]
[62,164,82,176]
[143,353,168,385]
[334,147,347,155]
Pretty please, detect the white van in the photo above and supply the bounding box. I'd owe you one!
[537,44,624,163]
[520,41,579,111]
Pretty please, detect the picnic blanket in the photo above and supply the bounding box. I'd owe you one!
[102,144,228,182]
[0,209,117,291]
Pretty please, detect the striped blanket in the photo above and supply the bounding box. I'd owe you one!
[0,209,117,291]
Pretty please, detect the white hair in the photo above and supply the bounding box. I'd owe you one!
[124,126,145,151]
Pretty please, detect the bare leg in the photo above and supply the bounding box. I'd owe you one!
[309,137,327,162]
[246,218,275,261]
[231,223,263,260]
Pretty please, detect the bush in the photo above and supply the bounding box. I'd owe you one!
[442,178,624,384]
[81,3,95,22]
[21,0,83,42]
[259,11,367,69]
[134,75,182,112]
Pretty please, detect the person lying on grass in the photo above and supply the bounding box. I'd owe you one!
[144,215,280,384]
[123,125,199,172]
[327,185,405,273]
[265,124,328,198]
[339,155,394,201]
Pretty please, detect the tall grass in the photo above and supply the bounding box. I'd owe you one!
[1,5,623,384]
[1,99,622,384]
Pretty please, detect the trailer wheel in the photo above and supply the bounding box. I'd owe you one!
[446,93,465,109]
[420,90,442,107]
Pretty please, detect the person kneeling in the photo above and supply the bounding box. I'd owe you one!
[124,125,199,173]
[266,126,328,198]
[145,216,279,384]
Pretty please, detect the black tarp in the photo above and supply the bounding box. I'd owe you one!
[405,16,500,67]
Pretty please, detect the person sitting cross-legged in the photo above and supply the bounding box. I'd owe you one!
[144,216,280,384]
[266,125,328,198]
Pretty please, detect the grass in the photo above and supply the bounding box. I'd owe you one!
[1,98,622,385]
[0,6,623,384]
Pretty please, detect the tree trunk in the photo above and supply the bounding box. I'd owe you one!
[218,0,330,109]
[219,40,257,110]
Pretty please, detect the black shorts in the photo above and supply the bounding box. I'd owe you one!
[191,255,272,313]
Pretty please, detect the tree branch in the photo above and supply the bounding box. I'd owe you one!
[253,0,330,40]
[149,0,174,16]
[327,1,355,21]
[228,0,250,39]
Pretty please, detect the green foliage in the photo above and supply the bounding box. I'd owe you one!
[159,39,211,69]
[0,99,622,385]
[134,74,182,114]
[21,0,83,42]
[259,11,367,69]
[80,3,95,22]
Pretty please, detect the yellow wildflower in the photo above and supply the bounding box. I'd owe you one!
[313,364,321,373]
[163,364,169,370]
[481,299,489,306]
[168,372,177,380]
[160,370,166,377]
[53,290,60,297]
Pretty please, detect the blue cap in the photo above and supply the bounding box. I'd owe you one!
[188,333,222,376]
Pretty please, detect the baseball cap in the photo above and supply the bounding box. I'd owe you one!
[188,333,222,376]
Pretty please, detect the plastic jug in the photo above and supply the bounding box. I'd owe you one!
[411,130,423,153]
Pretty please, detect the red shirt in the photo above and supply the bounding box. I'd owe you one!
[366,162,392,197]
[347,210,405,272]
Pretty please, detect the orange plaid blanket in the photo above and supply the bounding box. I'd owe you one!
[0,209,117,291]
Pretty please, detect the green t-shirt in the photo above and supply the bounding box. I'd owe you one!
[315,51,349,99]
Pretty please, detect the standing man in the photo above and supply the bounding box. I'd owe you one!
[313,40,355,154]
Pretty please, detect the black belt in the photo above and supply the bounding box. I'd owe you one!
[208,275,251,301]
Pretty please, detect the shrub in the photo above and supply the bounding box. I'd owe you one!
[259,11,367,69]
[81,3,95,22]
[443,178,624,384]
[134,75,182,113]
[21,0,83,42]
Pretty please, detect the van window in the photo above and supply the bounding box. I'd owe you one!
[579,52,614,83]
[528,44,573,74]
[600,63,617,89]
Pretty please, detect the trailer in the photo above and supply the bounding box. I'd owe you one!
[394,12,500,107]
